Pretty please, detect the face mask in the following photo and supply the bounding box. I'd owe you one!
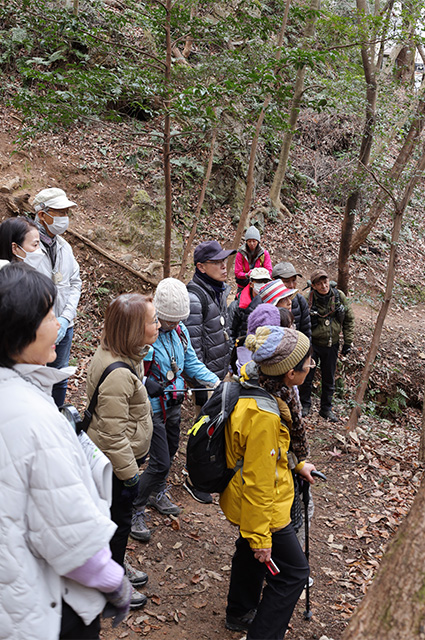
[252,282,264,294]
[16,246,44,269]
[45,216,69,236]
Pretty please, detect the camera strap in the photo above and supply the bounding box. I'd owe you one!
[80,361,137,432]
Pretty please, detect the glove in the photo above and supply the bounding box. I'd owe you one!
[145,378,164,398]
[56,317,69,344]
[341,343,352,356]
[121,474,140,501]
[103,575,132,627]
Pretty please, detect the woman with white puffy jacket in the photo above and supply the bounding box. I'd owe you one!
[0,263,131,640]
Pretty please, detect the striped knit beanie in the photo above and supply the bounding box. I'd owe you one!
[245,325,310,376]
[259,279,298,306]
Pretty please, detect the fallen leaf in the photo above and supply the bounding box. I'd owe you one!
[173,541,182,550]
[150,594,161,606]
[193,600,207,609]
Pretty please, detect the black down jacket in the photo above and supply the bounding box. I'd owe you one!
[185,273,232,379]
[291,293,312,341]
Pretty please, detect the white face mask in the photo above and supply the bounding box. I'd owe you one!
[252,282,264,294]
[45,216,69,236]
[16,246,44,269]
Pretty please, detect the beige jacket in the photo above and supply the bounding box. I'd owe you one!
[86,346,153,481]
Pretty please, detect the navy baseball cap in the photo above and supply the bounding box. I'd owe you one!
[194,241,236,264]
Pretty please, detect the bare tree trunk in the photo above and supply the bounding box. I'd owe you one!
[73,0,79,16]
[350,95,425,254]
[268,0,319,215]
[347,143,425,431]
[227,0,291,272]
[419,376,425,462]
[177,129,217,280]
[341,470,425,639]
[337,0,378,293]
[163,0,172,278]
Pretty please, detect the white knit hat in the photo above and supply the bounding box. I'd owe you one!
[154,278,190,322]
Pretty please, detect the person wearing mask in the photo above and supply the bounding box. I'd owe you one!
[234,226,272,296]
[221,325,316,639]
[0,216,44,268]
[130,278,219,540]
[0,263,132,640]
[272,262,311,340]
[230,267,272,345]
[32,187,82,407]
[86,293,158,609]
[299,268,355,421]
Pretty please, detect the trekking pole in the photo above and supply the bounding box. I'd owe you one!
[302,469,327,621]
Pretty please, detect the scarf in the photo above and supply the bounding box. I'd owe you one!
[259,376,309,461]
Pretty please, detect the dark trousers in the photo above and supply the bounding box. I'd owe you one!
[47,325,74,407]
[60,600,100,639]
[133,404,181,510]
[110,473,134,567]
[227,526,309,640]
[299,342,339,413]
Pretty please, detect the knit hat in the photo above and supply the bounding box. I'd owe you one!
[310,268,328,284]
[33,188,77,212]
[250,267,271,282]
[259,279,298,305]
[272,261,302,280]
[154,278,190,322]
[245,326,310,376]
[245,226,261,242]
[247,303,281,335]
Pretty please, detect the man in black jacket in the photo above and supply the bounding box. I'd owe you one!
[272,262,311,341]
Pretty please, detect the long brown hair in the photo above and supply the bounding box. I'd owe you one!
[101,293,153,360]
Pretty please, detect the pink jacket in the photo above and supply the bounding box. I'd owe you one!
[234,245,272,282]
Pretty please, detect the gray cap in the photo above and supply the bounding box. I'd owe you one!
[245,226,261,242]
[272,261,302,280]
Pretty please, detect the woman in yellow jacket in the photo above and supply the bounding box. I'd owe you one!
[220,325,317,639]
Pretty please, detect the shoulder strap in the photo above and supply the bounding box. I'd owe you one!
[176,324,188,352]
[187,282,209,319]
[81,361,136,432]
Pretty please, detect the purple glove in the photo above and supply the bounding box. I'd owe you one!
[103,575,132,627]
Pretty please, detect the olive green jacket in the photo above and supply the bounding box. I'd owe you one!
[304,287,355,348]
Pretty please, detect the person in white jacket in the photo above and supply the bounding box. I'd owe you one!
[33,187,82,407]
[0,263,131,640]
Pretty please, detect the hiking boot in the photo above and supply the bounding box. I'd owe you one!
[130,510,151,542]
[225,609,256,632]
[124,556,148,586]
[319,409,338,422]
[129,586,147,609]
[301,404,310,417]
[183,478,213,504]
[147,489,181,515]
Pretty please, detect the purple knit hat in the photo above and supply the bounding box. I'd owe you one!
[247,303,281,335]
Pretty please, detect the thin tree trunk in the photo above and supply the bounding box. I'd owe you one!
[269,0,319,215]
[341,471,425,639]
[337,0,378,294]
[419,375,425,462]
[350,95,425,254]
[347,143,425,431]
[73,0,79,16]
[177,128,217,280]
[227,0,291,273]
[163,0,172,278]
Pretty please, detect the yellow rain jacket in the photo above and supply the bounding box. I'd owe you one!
[220,390,305,550]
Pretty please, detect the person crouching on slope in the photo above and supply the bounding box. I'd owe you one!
[221,325,317,639]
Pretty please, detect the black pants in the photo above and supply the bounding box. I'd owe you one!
[109,473,134,567]
[299,342,339,413]
[60,600,100,639]
[227,525,309,640]
[133,404,181,510]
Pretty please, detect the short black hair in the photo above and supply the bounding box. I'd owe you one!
[278,307,295,328]
[0,216,38,262]
[0,263,56,367]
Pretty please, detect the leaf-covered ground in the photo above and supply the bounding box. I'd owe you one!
[0,108,424,639]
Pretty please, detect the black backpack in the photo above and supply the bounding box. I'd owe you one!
[186,380,274,494]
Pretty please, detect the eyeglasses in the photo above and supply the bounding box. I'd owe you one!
[305,358,316,369]
[204,259,226,266]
